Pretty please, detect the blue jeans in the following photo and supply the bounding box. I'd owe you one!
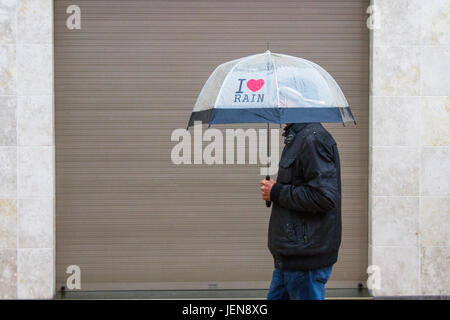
[267,265,333,300]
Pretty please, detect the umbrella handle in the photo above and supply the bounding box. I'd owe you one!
[265,175,272,208]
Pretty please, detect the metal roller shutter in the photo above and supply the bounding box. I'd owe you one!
[55,0,369,290]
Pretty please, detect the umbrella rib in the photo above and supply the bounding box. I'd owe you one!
[268,51,281,124]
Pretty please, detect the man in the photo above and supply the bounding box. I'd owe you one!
[260,122,341,300]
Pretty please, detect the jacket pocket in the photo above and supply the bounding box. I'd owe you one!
[277,157,296,183]
[284,222,297,242]
[279,157,296,168]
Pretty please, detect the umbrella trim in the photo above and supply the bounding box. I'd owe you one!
[187,109,213,128]
[280,107,352,124]
[187,106,353,127]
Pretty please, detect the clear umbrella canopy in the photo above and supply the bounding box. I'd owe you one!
[188,50,354,127]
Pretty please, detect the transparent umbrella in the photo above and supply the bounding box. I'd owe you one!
[187,50,355,207]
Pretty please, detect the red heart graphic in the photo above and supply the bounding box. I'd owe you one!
[247,79,265,92]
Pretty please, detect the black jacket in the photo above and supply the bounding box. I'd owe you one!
[269,122,342,270]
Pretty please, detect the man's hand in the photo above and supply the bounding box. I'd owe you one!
[259,179,277,201]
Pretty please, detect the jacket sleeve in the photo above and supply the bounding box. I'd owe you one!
[270,134,339,213]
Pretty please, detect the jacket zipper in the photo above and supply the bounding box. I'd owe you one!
[303,221,308,243]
